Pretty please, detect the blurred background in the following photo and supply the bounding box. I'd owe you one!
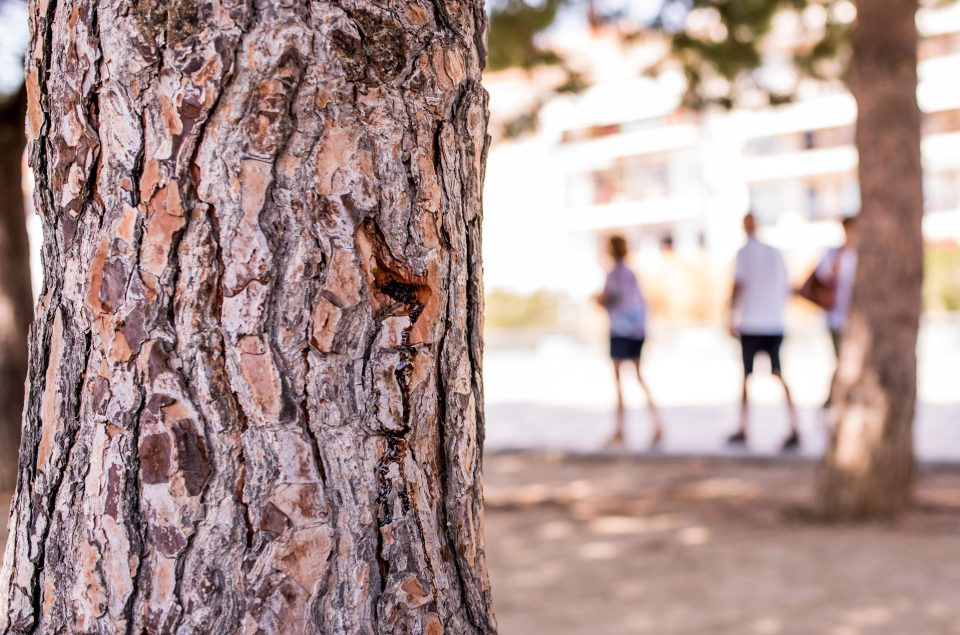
[480,0,960,459]
[478,2,960,633]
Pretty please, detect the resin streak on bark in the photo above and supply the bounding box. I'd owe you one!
[1,0,496,632]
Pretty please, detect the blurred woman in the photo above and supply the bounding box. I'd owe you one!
[817,216,859,409]
[596,235,664,448]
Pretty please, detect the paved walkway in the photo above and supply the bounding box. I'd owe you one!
[483,319,960,462]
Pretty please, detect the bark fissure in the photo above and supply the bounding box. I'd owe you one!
[27,325,92,635]
[121,384,148,635]
[430,132,470,632]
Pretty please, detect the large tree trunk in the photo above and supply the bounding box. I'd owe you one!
[815,0,923,519]
[0,86,33,492]
[1,1,496,632]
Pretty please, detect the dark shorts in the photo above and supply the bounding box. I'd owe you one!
[740,334,783,376]
[610,336,645,360]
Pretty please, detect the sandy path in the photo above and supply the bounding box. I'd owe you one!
[484,453,960,635]
[0,453,957,634]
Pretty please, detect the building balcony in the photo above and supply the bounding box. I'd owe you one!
[557,194,704,232]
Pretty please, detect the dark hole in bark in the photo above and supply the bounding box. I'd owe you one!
[394,344,416,426]
[379,280,425,323]
[376,435,411,527]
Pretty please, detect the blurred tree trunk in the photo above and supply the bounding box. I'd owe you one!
[0,85,32,492]
[816,0,924,519]
[0,1,496,633]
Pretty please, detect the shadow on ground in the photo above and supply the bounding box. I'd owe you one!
[484,452,960,635]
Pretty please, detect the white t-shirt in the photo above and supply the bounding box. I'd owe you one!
[734,237,790,335]
[816,247,858,332]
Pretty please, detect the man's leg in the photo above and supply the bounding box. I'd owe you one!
[770,336,801,450]
[775,372,800,435]
[633,359,664,446]
[734,377,749,438]
[729,336,753,444]
[609,359,626,446]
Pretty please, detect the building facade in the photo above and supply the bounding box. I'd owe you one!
[482,4,960,313]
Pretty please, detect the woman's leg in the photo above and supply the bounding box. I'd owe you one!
[634,359,663,446]
[609,360,626,445]
[824,329,842,408]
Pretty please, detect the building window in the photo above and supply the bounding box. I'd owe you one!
[924,109,960,136]
[925,168,960,212]
[561,123,623,144]
[750,173,859,222]
[919,31,960,61]
[564,151,699,207]
[744,125,854,157]
[745,132,803,156]
[559,111,699,144]
[812,125,855,148]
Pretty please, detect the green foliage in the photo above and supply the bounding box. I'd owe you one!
[485,0,854,125]
[486,0,597,138]
[485,288,564,329]
[555,68,589,93]
[487,0,630,72]
[662,0,850,108]
[795,18,850,79]
[487,0,958,112]
[502,109,541,138]
[488,0,569,71]
[924,245,960,312]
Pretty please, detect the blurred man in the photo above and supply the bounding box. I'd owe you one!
[816,216,859,408]
[596,235,664,448]
[728,214,800,451]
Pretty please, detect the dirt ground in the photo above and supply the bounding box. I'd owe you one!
[1,454,958,634]
[484,452,960,635]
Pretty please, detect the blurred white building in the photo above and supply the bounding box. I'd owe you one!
[483,4,960,303]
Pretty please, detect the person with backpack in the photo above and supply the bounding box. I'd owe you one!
[805,216,859,408]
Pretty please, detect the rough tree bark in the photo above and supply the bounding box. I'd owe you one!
[0,85,33,492]
[1,0,496,632]
[815,0,924,519]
